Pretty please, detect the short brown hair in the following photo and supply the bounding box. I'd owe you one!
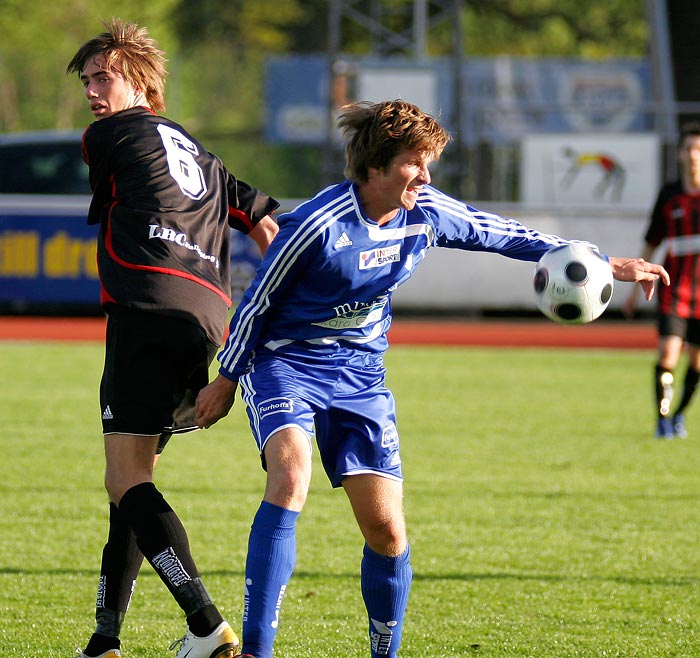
[66,18,168,113]
[337,100,451,183]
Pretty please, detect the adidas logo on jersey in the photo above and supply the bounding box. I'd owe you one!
[102,405,113,420]
[334,232,353,249]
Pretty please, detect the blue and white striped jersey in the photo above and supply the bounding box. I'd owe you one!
[218,180,581,379]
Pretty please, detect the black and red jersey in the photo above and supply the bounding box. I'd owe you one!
[645,180,700,318]
[81,106,279,344]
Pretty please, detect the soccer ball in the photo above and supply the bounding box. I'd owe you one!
[533,243,614,324]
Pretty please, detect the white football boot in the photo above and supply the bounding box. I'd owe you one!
[169,621,240,658]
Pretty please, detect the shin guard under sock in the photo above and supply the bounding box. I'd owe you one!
[118,482,222,633]
[242,501,299,658]
[97,502,144,620]
[654,364,674,417]
[675,367,700,415]
[361,544,412,658]
[85,502,144,653]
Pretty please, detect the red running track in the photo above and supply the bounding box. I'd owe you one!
[0,316,657,349]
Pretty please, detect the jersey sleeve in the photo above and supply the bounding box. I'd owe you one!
[82,123,115,226]
[217,212,314,380]
[422,188,579,262]
[225,171,280,234]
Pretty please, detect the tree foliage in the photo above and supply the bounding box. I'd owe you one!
[0,0,647,133]
[275,0,647,58]
[172,0,306,53]
[0,0,180,131]
[0,0,648,196]
[463,0,647,57]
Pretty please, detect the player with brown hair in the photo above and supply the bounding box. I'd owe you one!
[195,99,668,658]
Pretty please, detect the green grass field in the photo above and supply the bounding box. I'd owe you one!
[1,340,699,657]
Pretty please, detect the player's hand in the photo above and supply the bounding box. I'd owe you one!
[195,374,238,429]
[608,257,670,301]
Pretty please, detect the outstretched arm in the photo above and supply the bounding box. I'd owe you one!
[609,255,669,302]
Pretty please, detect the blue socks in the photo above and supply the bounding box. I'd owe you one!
[362,544,412,658]
[241,501,412,658]
[242,501,299,658]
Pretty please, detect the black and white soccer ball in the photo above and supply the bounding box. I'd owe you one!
[533,243,614,325]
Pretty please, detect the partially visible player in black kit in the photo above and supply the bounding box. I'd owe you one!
[625,122,700,439]
[66,18,279,658]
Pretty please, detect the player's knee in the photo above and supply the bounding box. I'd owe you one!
[362,518,407,557]
[264,468,310,511]
[104,472,151,505]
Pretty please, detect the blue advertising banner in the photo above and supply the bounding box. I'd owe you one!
[459,57,652,144]
[265,55,651,146]
[265,56,330,144]
[0,196,264,309]
[0,198,99,306]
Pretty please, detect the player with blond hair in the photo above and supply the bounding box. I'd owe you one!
[67,18,278,658]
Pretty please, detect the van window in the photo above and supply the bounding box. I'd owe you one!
[0,142,90,194]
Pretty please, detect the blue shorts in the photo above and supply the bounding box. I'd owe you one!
[239,352,402,488]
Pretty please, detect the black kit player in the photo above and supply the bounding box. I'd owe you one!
[625,122,700,439]
[66,19,279,658]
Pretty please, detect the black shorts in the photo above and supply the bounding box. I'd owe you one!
[658,313,700,346]
[100,306,218,452]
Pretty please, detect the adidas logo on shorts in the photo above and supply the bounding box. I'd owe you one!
[102,405,113,420]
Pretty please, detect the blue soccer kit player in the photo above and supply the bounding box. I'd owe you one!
[195,100,668,658]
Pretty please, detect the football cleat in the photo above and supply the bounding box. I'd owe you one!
[74,651,121,658]
[672,413,688,439]
[169,621,240,658]
[655,416,674,439]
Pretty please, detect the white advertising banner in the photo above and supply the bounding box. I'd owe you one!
[520,133,660,211]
